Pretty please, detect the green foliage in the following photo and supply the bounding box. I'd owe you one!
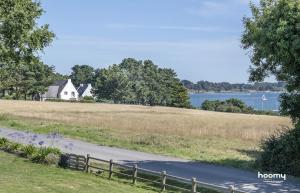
[83,96,94,101]
[45,98,95,103]
[93,58,190,108]
[201,98,254,113]
[201,100,219,111]
[0,0,56,100]
[0,114,8,121]
[242,0,300,177]
[70,64,95,87]
[31,147,61,164]
[0,137,61,165]
[43,153,61,166]
[21,144,36,158]
[241,0,300,122]
[280,93,300,122]
[5,142,22,153]
[0,137,8,147]
[258,126,300,177]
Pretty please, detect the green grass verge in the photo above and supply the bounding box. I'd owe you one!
[0,150,160,193]
[0,114,260,170]
[0,149,219,193]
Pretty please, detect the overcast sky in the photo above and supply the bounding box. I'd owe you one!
[39,0,268,83]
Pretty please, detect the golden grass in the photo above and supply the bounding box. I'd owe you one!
[0,100,292,142]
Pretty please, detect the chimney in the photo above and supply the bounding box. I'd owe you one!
[67,79,72,83]
[80,84,83,87]
[88,83,91,87]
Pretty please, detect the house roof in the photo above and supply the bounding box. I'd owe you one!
[77,84,89,96]
[43,80,68,98]
[53,80,68,95]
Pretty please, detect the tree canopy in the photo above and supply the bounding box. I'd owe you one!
[0,0,55,99]
[241,0,300,122]
[242,0,300,177]
[93,58,190,108]
[69,65,95,87]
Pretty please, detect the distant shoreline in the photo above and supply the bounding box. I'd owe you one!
[182,80,286,94]
[188,90,284,94]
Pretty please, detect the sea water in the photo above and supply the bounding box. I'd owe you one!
[189,92,281,111]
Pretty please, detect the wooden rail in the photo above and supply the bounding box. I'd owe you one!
[81,154,247,193]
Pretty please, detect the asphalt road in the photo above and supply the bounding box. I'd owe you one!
[0,127,299,193]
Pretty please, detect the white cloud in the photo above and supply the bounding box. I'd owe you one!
[104,23,238,33]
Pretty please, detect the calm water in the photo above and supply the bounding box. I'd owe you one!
[190,92,281,111]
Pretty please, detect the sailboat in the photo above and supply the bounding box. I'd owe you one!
[261,94,268,110]
[261,94,268,101]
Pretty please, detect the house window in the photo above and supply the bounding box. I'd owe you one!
[64,91,68,95]
[71,92,75,97]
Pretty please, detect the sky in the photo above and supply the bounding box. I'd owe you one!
[38,0,266,83]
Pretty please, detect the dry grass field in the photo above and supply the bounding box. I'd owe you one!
[0,100,292,169]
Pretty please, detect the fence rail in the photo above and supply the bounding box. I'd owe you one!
[80,154,246,193]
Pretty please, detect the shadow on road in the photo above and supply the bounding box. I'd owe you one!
[120,160,300,193]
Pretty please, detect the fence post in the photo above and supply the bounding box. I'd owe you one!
[191,177,197,193]
[76,155,79,170]
[85,154,90,173]
[109,159,114,179]
[161,170,166,191]
[133,164,138,185]
[229,185,235,193]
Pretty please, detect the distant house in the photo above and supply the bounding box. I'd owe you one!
[77,83,94,99]
[42,79,79,101]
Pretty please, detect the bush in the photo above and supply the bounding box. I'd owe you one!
[79,99,95,103]
[44,153,61,166]
[0,114,8,121]
[201,98,278,116]
[31,147,61,165]
[201,100,220,111]
[45,99,75,103]
[0,137,8,148]
[0,138,62,166]
[5,142,22,153]
[83,96,94,101]
[2,94,16,100]
[21,144,36,158]
[257,126,300,177]
[45,98,95,103]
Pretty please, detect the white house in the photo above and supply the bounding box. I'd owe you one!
[77,83,94,99]
[42,79,79,101]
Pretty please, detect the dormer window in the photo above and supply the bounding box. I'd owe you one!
[64,91,68,95]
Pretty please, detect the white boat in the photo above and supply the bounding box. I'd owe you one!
[261,94,268,101]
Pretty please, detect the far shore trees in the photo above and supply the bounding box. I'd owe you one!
[242,0,300,177]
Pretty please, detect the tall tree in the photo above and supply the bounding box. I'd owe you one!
[93,65,133,103]
[241,0,300,122]
[70,64,95,87]
[241,0,300,177]
[0,0,55,99]
[93,58,190,108]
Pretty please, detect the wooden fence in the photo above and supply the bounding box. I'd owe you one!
[63,153,86,171]
[65,153,246,193]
